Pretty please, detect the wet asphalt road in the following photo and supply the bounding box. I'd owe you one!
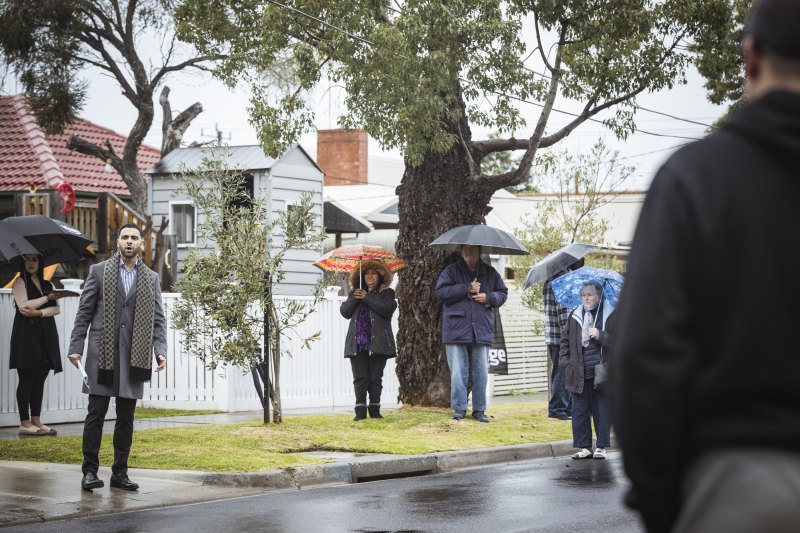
[7,451,642,533]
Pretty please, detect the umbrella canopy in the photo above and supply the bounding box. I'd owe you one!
[0,220,40,272]
[429,224,529,255]
[2,215,93,266]
[550,266,624,309]
[313,244,406,273]
[522,243,597,289]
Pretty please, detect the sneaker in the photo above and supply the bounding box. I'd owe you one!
[548,414,571,420]
[571,448,593,460]
[593,448,607,460]
[451,410,466,420]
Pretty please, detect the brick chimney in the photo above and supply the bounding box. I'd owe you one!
[317,129,368,186]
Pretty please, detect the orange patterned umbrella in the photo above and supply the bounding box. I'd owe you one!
[314,244,406,274]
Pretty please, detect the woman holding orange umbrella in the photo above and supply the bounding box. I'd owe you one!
[340,260,398,420]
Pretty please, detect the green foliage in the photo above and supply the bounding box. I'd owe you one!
[174,0,740,163]
[511,140,631,312]
[170,147,327,378]
[690,0,752,106]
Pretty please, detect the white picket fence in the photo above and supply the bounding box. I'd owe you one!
[0,287,546,427]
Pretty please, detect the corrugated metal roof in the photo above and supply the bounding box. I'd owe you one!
[149,145,277,174]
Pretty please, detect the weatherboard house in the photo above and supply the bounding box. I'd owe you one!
[146,144,324,295]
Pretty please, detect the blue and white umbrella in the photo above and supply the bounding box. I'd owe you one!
[550,266,624,309]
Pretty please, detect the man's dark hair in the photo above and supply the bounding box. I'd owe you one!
[746,0,800,60]
[118,223,143,238]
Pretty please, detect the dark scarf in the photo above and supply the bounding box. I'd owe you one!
[99,252,155,384]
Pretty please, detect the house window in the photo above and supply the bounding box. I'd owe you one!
[170,202,196,245]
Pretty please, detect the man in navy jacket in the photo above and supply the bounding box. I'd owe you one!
[436,245,507,422]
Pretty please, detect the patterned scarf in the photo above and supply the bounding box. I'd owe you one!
[581,303,599,348]
[99,252,156,384]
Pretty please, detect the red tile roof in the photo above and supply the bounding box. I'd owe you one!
[0,95,161,195]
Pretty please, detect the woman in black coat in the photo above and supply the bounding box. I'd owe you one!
[9,254,64,436]
[340,259,397,420]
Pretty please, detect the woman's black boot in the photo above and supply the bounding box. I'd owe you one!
[368,404,383,419]
[353,406,368,421]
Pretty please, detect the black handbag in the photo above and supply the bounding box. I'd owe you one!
[594,351,609,391]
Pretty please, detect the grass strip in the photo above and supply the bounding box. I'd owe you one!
[0,402,570,473]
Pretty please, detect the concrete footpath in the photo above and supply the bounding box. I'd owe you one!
[0,395,585,529]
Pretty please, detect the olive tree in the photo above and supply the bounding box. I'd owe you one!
[170,149,326,423]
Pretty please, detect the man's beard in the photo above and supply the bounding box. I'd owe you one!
[119,246,138,259]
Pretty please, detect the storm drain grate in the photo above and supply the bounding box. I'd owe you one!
[355,469,434,483]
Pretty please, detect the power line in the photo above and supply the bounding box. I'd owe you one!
[521,66,715,129]
[257,1,704,143]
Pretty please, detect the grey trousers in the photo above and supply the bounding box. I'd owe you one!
[673,448,800,533]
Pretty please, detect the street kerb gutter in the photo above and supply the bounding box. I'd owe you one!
[198,439,579,489]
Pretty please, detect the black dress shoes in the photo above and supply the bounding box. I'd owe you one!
[110,473,139,491]
[81,472,104,491]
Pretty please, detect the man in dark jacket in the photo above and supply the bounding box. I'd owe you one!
[436,245,507,422]
[612,1,800,531]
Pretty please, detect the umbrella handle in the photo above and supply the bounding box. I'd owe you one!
[592,281,606,328]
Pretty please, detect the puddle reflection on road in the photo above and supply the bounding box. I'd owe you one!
[554,459,618,488]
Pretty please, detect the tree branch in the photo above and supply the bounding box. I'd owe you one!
[533,10,555,73]
[160,86,204,155]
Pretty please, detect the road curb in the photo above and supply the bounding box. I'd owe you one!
[199,439,580,489]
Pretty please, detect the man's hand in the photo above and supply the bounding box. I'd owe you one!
[68,353,82,368]
[472,293,489,304]
[469,278,481,294]
[155,355,166,372]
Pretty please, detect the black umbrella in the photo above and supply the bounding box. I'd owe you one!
[429,224,529,255]
[0,219,40,272]
[2,215,93,266]
[522,242,596,289]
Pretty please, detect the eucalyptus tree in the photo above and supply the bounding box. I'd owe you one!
[176,0,744,406]
[0,0,219,213]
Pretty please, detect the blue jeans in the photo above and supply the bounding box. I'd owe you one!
[571,378,611,449]
[445,343,489,412]
[548,344,571,418]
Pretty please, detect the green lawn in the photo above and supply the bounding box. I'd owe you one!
[134,407,225,419]
[0,402,571,473]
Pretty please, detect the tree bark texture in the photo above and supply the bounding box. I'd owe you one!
[395,120,497,407]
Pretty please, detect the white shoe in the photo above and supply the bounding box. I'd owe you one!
[593,448,607,459]
[572,448,593,459]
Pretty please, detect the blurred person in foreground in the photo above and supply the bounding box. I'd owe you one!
[612,1,800,531]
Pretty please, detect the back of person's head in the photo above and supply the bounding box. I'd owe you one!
[745,0,800,79]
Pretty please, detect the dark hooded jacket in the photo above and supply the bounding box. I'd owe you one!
[340,259,397,358]
[612,90,800,533]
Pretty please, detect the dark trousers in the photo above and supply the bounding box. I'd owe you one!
[571,378,611,449]
[82,394,137,476]
[349,352,388,406]
[547,344,571,417]
[16,357,51,422]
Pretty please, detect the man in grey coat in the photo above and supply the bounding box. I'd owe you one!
[68,224,167,491]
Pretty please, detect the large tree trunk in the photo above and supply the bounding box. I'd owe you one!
[395,123,496,406]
